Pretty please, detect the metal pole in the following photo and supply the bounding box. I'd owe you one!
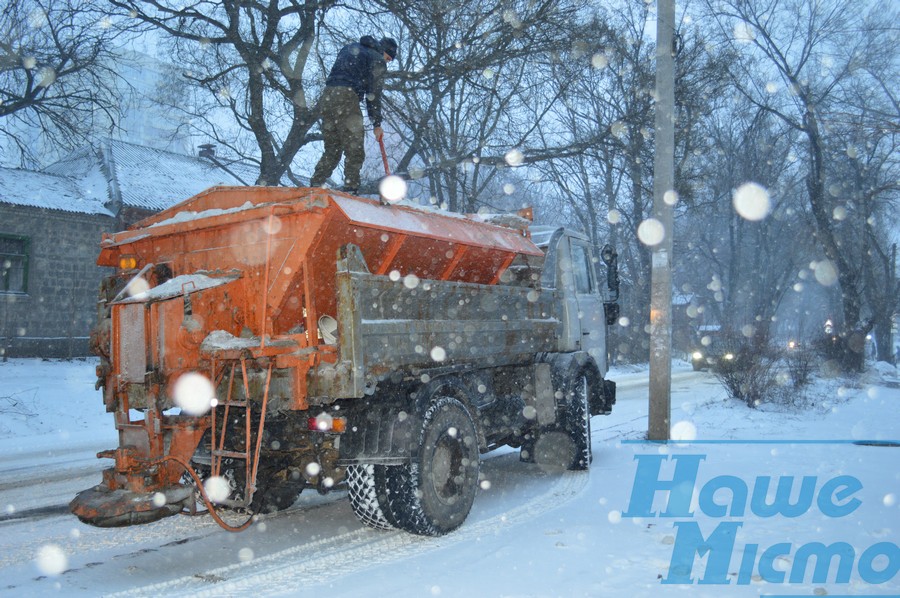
[892,243,897,365]
[649,0,676,441]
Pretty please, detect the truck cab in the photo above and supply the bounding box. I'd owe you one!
[531,226,620,379]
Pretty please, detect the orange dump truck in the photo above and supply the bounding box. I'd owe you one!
[70,186,618,536]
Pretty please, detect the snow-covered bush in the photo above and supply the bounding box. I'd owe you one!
[713,335,783,408]
[785,345,815,388]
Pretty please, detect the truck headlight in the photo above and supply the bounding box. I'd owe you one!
[692,351,703,360]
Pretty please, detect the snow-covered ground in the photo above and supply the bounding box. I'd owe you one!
[0,357,898,597]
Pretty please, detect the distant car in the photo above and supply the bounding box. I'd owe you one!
[690,345,735,372]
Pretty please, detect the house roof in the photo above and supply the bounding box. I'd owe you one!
[0,166,113,216]
[43,139,259,213]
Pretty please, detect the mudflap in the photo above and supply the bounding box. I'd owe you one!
[592,378,616,416]
[70,482,193,528]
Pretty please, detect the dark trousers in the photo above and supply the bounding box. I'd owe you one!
[310,86,365,190]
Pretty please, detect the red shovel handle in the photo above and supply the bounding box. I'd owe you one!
[378,137,391,176]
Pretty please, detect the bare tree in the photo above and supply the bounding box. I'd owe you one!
[703,0,898,370]
[864,225,900,363]
[109,0,600,195]
[108,0,338,185]
[516,2,655,362]
[834,27,900,363]
[349,0,599,211]
[0,0,130,166]
[679,104,812,345]
[828,111,900,363]
[527,2,731,362]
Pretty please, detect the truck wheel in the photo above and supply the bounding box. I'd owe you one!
[562,372,592,470]
[384,397,480,536]
[347,464,396,530]
[526,370,593,471]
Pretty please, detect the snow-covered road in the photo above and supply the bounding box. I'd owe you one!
[1,359,898,597]
[0,443,106,520]
[0,367,700,519]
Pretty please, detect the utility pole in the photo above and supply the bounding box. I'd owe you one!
[892,243,897,365]
[649,0,676,441]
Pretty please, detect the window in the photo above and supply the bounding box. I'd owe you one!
[0,235,29,293]
[570,243,594,294]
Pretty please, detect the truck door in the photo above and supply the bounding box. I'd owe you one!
[568,239,607,373]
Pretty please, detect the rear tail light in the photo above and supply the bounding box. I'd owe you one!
[308,414,347,433]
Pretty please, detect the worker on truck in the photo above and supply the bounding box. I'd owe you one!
[310,35,398,194]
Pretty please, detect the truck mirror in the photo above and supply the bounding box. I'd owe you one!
[605,303,620,326]
[600,244,616,266]
[600,244,619,302]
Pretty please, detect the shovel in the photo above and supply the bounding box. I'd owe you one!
[378,137,391,176]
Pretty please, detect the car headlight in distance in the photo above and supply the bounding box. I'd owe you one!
[692,351,703,360]
[724,353,734,360]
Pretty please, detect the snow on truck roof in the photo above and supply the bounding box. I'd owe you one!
[331,195,542,255]
[145,201,257,229]
[105,188,543,257]
[527,225,589,248]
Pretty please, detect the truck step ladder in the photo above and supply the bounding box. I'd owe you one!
[210,358,272,509]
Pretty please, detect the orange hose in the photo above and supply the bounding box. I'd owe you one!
[155,455,255,533]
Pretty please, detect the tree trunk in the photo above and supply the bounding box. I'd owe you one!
[628,139,652,360]
[803,108,866,371]
[873,319,894,364]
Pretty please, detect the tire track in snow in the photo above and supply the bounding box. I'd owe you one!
[0,504,70,524]
[108,468,589,597]
[0,464,102,492]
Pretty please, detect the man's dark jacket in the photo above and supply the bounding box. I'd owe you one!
[325,36,387,127]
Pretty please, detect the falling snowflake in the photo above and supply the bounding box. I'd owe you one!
[379,175,407,203]
[505,149,524,167]
[34,544,67,576]
[637,218,665,246]
[173,372,215,415]
[732,182,771,221]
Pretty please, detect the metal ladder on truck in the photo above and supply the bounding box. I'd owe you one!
[209,358,273,510]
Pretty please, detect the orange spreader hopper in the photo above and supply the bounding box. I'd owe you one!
[98,186,544,406]
[98,186,541,374]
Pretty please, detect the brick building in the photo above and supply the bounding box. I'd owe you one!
[0,139,257,358]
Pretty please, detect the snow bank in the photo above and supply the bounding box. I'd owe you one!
[0,358,113,445]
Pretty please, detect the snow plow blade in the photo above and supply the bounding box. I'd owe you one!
[70,483,193,528]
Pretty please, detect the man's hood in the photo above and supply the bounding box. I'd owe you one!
[360,36,380,51]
